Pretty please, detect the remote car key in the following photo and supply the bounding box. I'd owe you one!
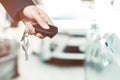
[33,24,58,38]
[21,24,58,61]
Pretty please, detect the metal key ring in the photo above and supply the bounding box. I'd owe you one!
[21,30,30,61]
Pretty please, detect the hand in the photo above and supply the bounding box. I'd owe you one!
[19,5,53,38]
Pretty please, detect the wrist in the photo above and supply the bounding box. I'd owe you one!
[13,5,35,22]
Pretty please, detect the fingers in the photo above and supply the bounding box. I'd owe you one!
[33,12,50,29]
[25,22,35,35]
[24,22,46,38]
[39,9,54,25]
[36,33,45,39]
[33,8,54,29]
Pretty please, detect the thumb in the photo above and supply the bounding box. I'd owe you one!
[33,13,49,29]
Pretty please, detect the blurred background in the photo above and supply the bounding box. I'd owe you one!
[0,0,120,80]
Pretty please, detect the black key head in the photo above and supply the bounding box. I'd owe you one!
[33,24,58,38]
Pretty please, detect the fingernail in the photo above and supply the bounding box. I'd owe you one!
[43,24,49,29]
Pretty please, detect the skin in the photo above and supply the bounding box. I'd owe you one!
[19,5,54,38]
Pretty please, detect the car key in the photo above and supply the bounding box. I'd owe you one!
[21,24,58,61]
[33,24,58,38]
[21,30,30,61]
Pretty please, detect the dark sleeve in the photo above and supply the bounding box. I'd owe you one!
[0,0,34,21]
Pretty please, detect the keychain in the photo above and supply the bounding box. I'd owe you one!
[21,30,30,61]
[21,24,58,61]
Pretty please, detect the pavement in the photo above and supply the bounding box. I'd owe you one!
[12,48,85,80]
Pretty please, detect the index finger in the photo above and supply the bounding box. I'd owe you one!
[39,9,54,25]
[33,12,50,29]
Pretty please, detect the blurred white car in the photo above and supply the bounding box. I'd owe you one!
[39,19,92,61]
[37,0,94,61]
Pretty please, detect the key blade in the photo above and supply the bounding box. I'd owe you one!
[21,30,29,61]
[21,30,26,41]
[22,44,29,61]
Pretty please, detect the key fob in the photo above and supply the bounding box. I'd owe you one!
[33,24,58,38]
